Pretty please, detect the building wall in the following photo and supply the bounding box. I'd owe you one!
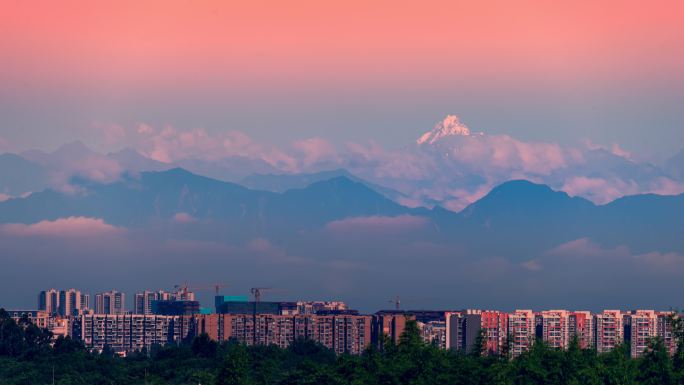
[595,310,623,353]
[481,311,508,355]
[508,310,535,357]
[569,311,594,349]
[80,314,192,352]
[95,291,126,314]
[538,310,570,349]
[628,310,657,358]
[192,314,371,355]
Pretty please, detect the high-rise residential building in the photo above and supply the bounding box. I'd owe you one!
[192,314,371,355]
[508,310,535,357]
[95,290,126,314]
[538,310,570,349]
[568,311,594,349]
[627,310,658,358]
[80,314,193,353]
[445,310,482,354]
[657,311,677,356]
[38,289,60,315]
[134,290,175,314]
[81,294,90,312]
[371,311,414,349]
[595,310,623,353]
[481,311,509,355]
[58,289,89,316]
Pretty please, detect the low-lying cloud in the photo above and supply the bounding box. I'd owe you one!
[0,217,125,238]
[325,215,428,234]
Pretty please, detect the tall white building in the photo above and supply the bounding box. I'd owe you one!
[95,290,126,314]
[59,289,90,316]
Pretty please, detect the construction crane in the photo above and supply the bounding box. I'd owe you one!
[174,282,229,298]
[250,287,272,303]
[388,296,401,310]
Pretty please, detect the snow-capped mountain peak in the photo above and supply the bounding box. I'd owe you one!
[417,115,477,145]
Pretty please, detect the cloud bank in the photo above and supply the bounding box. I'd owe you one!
[0,217,125,238]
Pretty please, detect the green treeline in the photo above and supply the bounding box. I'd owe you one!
[2,310,684,385]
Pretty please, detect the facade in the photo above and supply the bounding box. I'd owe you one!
[569,311,594,349]
[538,310,570,349]
[151,300,200,315]
[135,290,173,314]
[445,310,486,354]
[7,310,49,329]
[39,288,89,316]
[657,312,677,356]
[95,290,126,314]
[372,312,413,348]
[595,310,623,353]
[7,310,72,339]
[80,314,193,353]
[58,289,87,316]
[628,310,658,358]
[192,313,371,355]
[481,311,509,355]
[216,301,280,315]
[418,320,447,349]
[508,310,535,357]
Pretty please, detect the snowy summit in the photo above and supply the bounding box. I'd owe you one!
[417,115,478,145]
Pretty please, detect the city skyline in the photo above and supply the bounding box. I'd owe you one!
[6,290,681,359]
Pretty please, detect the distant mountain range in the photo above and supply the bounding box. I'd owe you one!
[1,167,682,260]
[3,114,684,213]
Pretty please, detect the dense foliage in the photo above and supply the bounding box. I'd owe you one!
[2,310,684,385]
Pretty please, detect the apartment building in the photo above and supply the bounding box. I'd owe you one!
[80,314,193,353]
[595,310,623,353]
[95,290,126,314]
[58,289,88,316]
[419,320,447,349]
[372,311,414,348]
[508,310,535,357]
[569,311,594,349]
[538,310,570,349]
[193,313,371,355]
[481,311,509,355]
[38,289,60,315]
[657,311,677,356]
[627,310,658,358]
[134,290,174,314]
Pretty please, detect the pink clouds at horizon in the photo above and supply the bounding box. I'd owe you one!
[0,217,125,238]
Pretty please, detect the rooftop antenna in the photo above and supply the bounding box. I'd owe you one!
[388,296,401,310]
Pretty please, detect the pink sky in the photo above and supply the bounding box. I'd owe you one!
[2,0,683,92]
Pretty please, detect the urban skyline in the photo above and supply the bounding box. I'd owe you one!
[5,287,682,360]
